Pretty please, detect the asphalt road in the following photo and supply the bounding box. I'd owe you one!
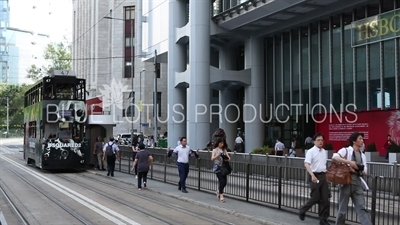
[1,138,398,225]
[114,155,400,225]
[0,139,264,225]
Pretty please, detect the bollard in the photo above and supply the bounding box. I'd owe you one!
[163,154,167,182]
[245,163,250,202]
[393,162,398,196]
[278,166,282,209]
[371,177,377,225]
[197,158,201,191]
[128,151,131,174]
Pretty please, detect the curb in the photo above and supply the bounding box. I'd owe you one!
[87,170,283,225]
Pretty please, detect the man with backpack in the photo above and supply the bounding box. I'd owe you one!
[102,137,120,177]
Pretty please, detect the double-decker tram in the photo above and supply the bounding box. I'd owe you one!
[23,70,87,169]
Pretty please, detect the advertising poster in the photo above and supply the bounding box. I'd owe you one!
[315,110,400,155]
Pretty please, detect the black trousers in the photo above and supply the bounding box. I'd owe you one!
[138,171,148,188]
[276,151,284,156]
[300,173,330,220]
[132,153,138,175]
[107,155,116,174]
[177,162,189,190]
[216,172,227,194]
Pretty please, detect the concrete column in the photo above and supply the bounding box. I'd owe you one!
[219,89,237,148]
[187,0,210,149]
[244,37,265,153]
[219,47,237,148]
[167,0,187,148]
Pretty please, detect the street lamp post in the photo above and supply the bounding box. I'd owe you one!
[153,50,158,144]
[129,19,134,136]
[104,16,134,135]
[139,69,145,133]
[6,96,9,138]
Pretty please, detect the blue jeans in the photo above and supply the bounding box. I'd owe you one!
[177,162,189,190]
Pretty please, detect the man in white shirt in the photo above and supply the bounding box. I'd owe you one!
[167,137,199,193]
[299,133,330,225]
[102,137,120,177]
[177,137,181,147]
[274,138,285,156]
[234,135,244,153]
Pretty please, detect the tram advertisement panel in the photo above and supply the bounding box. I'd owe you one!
[42,100,86,162]
[315,109,400,155]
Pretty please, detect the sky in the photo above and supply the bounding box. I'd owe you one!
[8,0,73,43]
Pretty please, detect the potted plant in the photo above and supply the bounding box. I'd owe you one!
[252,146,269,155]
[264,138,274,154]
[365,142,379,162]
[389,141,400,163]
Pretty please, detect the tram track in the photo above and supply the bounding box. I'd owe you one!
[55,173,236,225]
[1,163,93,225]
[0,184,30,225]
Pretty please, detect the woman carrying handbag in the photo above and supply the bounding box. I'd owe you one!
[211,138,231,203]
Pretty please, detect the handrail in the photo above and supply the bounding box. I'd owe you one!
[212,0,266,22]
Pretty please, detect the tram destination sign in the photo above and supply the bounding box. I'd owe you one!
[352,9,400,47]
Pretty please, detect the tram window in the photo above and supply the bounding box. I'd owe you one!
[44,124,57,139]
[32,89,37,104]
[56,84,75,99]
[72,123,83,139]
[38,86,42,101]
[28,121,36,138]
[76,82,85,100]
[58,122,72,139]
[44,85,54,99]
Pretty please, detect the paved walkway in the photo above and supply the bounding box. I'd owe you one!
[88,169,327,225]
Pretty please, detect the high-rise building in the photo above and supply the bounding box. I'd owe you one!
[0,1,51,84]
[72,0,168,140]
[0,0,9,83]
[143,0,400,153]
[5,27,49,84]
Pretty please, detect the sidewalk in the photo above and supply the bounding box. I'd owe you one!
[88,169,324,225]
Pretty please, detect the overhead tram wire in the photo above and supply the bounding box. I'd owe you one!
[6,51,155,61]
[71,0,128,47]
[72,0,167,54]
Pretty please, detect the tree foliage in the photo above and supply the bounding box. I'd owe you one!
[0,84,32,129]
[26,42,72,82]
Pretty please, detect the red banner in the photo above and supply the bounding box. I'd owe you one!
[86,97,102,115]
[314,109,400,155]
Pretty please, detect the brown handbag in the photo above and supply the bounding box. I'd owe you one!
[326,148,354,185]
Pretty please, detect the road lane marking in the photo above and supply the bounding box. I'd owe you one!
[0,155,141,225]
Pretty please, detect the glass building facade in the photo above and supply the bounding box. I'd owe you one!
[265,0,400,142]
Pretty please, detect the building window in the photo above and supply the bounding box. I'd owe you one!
[125,61,133,78]
[125,6,135,20]
[124,6,135,79]
[125,35,135,47]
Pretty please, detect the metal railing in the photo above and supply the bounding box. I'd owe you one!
[114,148,400,225]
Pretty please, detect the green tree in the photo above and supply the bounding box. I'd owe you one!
[26,42,72,82]
[0,84,32,130]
